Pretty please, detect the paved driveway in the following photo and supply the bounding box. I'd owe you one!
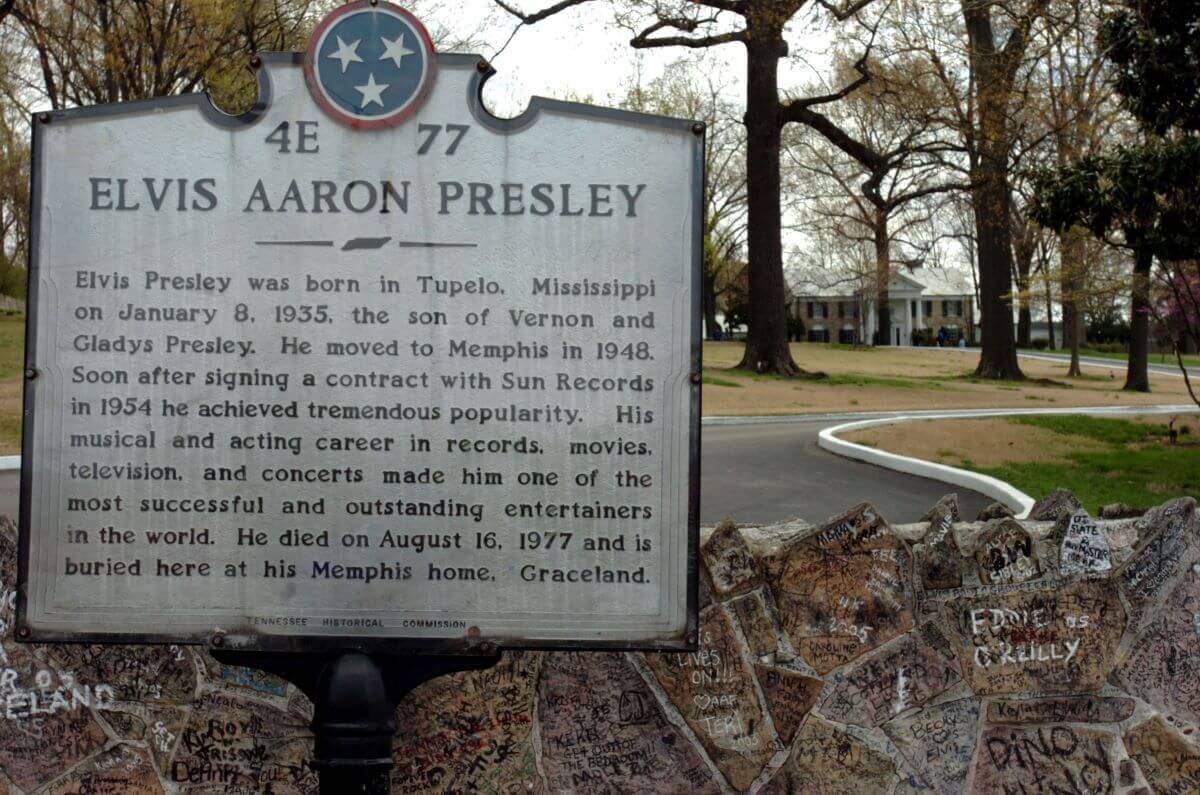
[701,420,990,526]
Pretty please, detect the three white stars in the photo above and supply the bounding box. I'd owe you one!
[327,32,418,109]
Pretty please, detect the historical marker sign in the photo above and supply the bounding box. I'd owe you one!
[19,1,701,650]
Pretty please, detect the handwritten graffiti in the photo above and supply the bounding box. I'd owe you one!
[974,724,1114,795]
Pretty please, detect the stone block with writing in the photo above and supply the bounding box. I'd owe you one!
[820,623,961,727]
[0,641,110,791]
[392,651,544,794]
[98,703,189,773]
[1114,570,1200,726]
[761,715,896,795]
[1124,716,1200,795]
[168,689,309,792]
[882,697,979,793]
[1118,497,1199,625]
[986,695,1134,724]
[918,494,960,524]
[44,744,163,795]
[1028,487,1084,521]
[971,724,1116,793]
[753,663,822,744]
[764,504,915,674]
[1058,510,1113,577]
[702,520,761,597]
[538,653,720,794]
[645,606,780,791]
[942,580,1126,695]
[976,501,1015,521]
[974,518,1042,585]
[728,587,781,657]
[917,505,963,590]
[199,654,291,701]
[48,643,200,705]
[260,736,320,794]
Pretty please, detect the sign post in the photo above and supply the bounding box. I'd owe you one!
[19,2,702,788]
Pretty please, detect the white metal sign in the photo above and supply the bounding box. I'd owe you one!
[19,2,702,651]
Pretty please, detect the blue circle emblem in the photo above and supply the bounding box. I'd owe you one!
[305,2,436,129]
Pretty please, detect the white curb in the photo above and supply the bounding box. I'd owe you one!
[817,404,1200,520]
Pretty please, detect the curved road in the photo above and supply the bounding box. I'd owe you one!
[701,419,990,526]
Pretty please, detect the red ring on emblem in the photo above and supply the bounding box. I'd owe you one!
[303,0,438,130]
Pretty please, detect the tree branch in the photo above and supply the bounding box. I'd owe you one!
[816,0,879,21]
[491,0,600,25]
[631,26,746,49]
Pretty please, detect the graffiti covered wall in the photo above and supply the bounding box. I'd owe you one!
[1,493,1199,793]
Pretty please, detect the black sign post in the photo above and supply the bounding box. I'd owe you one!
[213,648,501,793]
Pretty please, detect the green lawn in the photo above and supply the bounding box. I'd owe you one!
[972,415,1200,512]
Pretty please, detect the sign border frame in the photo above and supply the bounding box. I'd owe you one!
[16,52,704,654]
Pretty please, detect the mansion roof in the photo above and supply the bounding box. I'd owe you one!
[789,267,973,301]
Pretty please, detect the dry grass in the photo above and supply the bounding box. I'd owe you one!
[701,342,1198,416]
[844,419,1107,468]
[0,377,20,455]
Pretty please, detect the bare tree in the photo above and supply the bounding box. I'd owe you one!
[784,52,967,344]
[493,0,882,375]
[5,0,329,111]
[883,0,1053,377]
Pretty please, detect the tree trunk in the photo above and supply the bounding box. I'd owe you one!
[1125,244,1153,392]
[962,0,1027,380]
[873,210,891,346]
[735,34,801,375]
[1016,282,1032,348]
[98,0,118,103]
[971,156,1024,378]
[1043,268,1055,350]
[1059,229,1085,376]
[1014,233,1033,348]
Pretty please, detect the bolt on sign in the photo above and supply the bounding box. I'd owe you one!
[19,0,702,651]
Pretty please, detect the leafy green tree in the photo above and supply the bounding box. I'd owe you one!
[1031,0,1200,393]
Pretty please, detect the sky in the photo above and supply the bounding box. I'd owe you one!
[413,1,895,281]
[418,0,749,117]
[415,0,847,118]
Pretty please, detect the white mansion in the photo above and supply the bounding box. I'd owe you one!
[789,266,977,346]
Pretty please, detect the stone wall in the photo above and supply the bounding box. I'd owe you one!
[1,491,1199,793]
